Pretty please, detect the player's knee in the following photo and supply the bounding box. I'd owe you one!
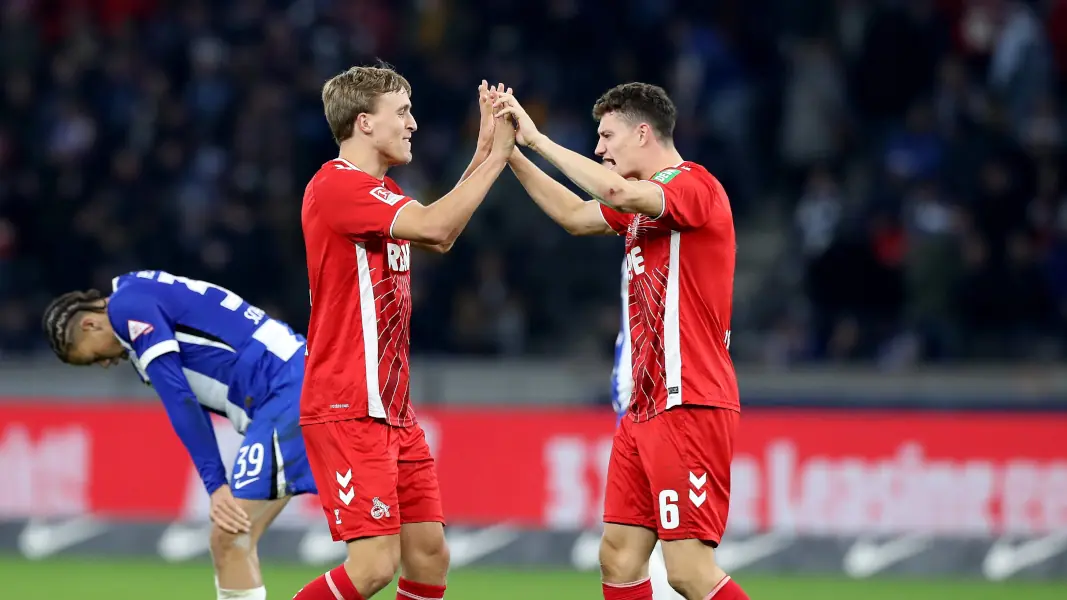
[345,538,401,595]
[598,534,646,582]
[360,562,398,596]
[401,527,450,582]
[661,541,723,598]
[209,526,253,563]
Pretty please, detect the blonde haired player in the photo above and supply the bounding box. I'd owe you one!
[294,66,515,600]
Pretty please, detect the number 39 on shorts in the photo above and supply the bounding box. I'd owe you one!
[234,442,265,479]
[659,489,679,530]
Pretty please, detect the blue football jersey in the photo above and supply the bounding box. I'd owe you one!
[107,270,308,495]
[611,259,633,421]
[109,270,305,430]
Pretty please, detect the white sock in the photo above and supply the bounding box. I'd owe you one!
[217,585,267,599]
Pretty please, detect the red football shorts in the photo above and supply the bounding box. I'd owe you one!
[302,417,445,542]
[603,406,739,543]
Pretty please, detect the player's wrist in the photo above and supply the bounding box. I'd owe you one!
[526,131,548,152]
[486,146,511,166]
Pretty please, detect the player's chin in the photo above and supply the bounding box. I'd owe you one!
[392,150,414,165]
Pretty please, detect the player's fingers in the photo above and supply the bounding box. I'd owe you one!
[219,499,252,529]
[221,511,251,533]
[229,501,253,529]
[210,508,242,534]
[506,87,513,96]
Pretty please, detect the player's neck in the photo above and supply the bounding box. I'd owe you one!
[337,142,389,180]
[639,147,685,181]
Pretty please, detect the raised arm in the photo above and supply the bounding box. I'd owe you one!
[494,91,665,217]
[415,81,502,254]
[391,110,514,246]
[509,149,614,236]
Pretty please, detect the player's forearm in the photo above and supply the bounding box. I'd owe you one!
[527,134,631,210]
[424,153,507,243]
[458,139,492,184]
[165,400,228,493]
[147,357,228,493]
[437,145,494,249]
[509,149,588,233]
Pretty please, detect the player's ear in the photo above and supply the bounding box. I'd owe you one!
[637,123,652,147]
[356,113,373,135]
[81,313,103,332]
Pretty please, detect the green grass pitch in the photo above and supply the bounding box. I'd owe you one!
[1,557,1063,599]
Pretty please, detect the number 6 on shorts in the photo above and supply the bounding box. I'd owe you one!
[659,489,679,530]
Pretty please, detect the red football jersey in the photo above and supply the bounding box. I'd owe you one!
[600,161,739,422]
[301,158,418,427]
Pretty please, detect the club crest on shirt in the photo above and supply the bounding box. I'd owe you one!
[127,320,154,341]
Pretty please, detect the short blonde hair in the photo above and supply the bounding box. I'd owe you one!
[321,65,412,145]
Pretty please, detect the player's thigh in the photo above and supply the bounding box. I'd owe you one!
[603,417,657,532]
[243,496,291,541]
[396,423,445,526]
[302,418,402,541]
[635,406,737,544]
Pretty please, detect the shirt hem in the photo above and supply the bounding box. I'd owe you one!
[299,413,418,427]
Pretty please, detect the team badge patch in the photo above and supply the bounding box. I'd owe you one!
[127,320,154,341]
[369,186,406,206]
[651,169,681,184]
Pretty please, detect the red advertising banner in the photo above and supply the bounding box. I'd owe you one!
[1,401,1065,536]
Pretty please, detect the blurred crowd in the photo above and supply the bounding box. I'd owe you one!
[767,0,1067,366]
[1,0,1065,365]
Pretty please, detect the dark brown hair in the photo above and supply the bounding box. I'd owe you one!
[42,289,105,362]
[592,82,677,141]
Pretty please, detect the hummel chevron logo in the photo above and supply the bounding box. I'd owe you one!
[689,472,706,489]
[689,471,707,507]
[337,469,354,505]
[336,469,352,487]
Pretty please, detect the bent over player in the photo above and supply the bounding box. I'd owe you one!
[42,270,316,600]
[498,83,748,600]
[294,67,514,600]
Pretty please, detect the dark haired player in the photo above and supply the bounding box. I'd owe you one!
[41,271,316,600]
[496,84,747,600]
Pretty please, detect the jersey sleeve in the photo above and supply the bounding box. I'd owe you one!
[599,203,633,235]
[648,168,720,231]
[107,290,178,368]
[317,170,418,241]
[144,352,228,495]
